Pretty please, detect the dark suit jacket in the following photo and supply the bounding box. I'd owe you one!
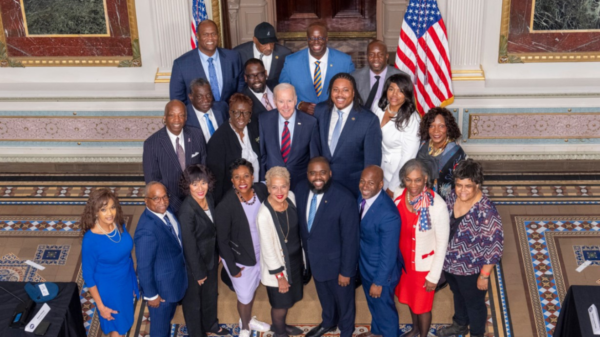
[242,86,271,126]
[313,102,382,197]
[215,183,268,276]
[234,41,292,89]
[351,65,405,106]
[143,126,207,213]
[185,101,229,131]
[359,191,403,286]
[178,194,218,281]
[134,208,188,302]
[206,122,260,205]
[295,180,360,282]
[259,110,321,189]
[170,48,245,105]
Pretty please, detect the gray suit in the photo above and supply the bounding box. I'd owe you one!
[351,65,405,108]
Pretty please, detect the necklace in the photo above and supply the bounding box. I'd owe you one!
[385,105,399,117]
[428,137,450,156]
[95,222,122,243]
[279,208,290,243]
[236,188,257,205]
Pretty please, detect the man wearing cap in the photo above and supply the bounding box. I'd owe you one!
[234,22,292,89]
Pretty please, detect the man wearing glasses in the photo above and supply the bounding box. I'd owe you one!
[279,22,355,115]
[242,58,275,124]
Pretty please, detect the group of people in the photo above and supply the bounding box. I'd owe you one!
[80,19,504,337]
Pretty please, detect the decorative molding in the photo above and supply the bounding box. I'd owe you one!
[451,66,485,81]
[228,0,241,46]
[446,0,485,80]
[0,156,143,163]
[149,0,191,70]
[470,153,600,161]
[381,0,408,52]
[278,31,377,40]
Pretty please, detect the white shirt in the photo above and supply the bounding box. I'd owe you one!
[253,43,273,77]
[249,86,275,111]
[231,124,260,183]
[327,103,354,148]
[192,106,219,142]
[205,209,213,222]
[144,208,181,300]
[360,190,382,219]
[309,48,329,86]
[306,190,325,222]
[166,128,185,155]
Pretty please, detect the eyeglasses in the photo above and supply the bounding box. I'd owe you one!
[307,37,327,42]
[245,72,266,80]
[231,110,252,118]
[147,195,169,203]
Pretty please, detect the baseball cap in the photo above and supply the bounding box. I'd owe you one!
[254,22,278,44]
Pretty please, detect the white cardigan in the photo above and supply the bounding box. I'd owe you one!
[393,187,449,284]
[256,191,297,287]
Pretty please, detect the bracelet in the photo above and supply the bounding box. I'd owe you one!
[479,275,489,280]
[480,270,490,276]
[275,272,284,279]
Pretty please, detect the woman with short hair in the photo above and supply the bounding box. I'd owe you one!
[437,159,504,337]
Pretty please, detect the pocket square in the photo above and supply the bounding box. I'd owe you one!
[191,152,200,158]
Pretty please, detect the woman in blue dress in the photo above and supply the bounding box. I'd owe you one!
[81,189,139,337]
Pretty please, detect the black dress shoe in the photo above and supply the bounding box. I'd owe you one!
[306,324,337,337]
[209,327,231,335]
[286,325,304,335]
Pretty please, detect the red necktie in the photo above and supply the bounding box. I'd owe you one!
[281,121,290,163]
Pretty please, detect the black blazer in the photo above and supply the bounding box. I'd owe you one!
[234,41,292,89]
[242,86,270,125]
[206,121,261,205]
[215,183,268,276]
[178,194,217,281]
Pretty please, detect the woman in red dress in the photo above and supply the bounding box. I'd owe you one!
[393,159,449,337]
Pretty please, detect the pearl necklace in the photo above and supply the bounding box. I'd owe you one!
[96,222,122,243]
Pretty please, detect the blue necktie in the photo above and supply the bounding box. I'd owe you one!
[208,57,221,101]
[307,194,317,232]
[203,113,216,136]
[330,108,344,154]
[163,215,181,246]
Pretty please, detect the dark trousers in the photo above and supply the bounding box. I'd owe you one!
[314,277,356,337]
[148,300,178,337]
[445,272,487,335]
[360,277,399,337]
[181,260,219,337]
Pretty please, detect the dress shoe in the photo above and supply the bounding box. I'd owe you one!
[306,323,337,337]
[270,325,305,336]
[356,332,382,337]
[436,320,468,337]
[209,326,231,335]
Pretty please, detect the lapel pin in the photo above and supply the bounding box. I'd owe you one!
[352,117,355,121]
[298,122,301,125]
[324,200,328,203]
[276,56,279,59]
[188,138,191,142]
[330,64,333,67]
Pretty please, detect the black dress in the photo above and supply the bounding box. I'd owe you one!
[266,206,304,309]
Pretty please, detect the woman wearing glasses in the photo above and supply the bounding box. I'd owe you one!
[207,93,261,205]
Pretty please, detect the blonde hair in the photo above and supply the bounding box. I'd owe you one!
[265,166,291,187]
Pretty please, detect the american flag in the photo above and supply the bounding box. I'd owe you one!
[395,0,453,115]
[190,0,209,49]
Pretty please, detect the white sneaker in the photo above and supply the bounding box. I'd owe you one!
[239,329,251,337]
[249,316,271,332]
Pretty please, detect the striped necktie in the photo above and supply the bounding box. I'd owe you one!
[313,60,322,97]
[281,121,291,163]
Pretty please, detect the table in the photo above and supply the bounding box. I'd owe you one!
[0,282,86,337]
[554,285,600,337]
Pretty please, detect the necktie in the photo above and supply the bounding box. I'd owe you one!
[307,194,317,232]
[175,137,185,170]
[313,61,323,97]
[365,75,381,110]
[281,121,291,163]
[207,57,221,101]
[360,199,367,218]
[330,108,344,154]
[203,113,216,136]
[163,215,181,245]
[259,53,264,60]
[263,93,274,110]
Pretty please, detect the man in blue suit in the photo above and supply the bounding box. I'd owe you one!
[313,73,382,198]
[295,157,359,337]
[185,78,229,142]
[143,100,207,213]
[279,22,355,115]
[170,20,244,105]
[259,83,320,189]
[135,182,188,337]
[357,166,402,337]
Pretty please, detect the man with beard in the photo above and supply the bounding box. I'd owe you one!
[294,157,359,337]
[242,58,274,123]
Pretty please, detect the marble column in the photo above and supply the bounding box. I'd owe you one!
[377,0,409,51]
[149,0,191,72]
[443,0,485,81]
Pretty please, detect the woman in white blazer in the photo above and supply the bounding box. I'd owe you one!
[393,158,449,337]
[256,166,303,337]
[374,73,421,197]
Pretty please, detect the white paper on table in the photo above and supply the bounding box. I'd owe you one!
[25,303,51,332]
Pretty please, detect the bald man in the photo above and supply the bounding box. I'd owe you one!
[351,40,404,112]
[357,166,402,337]
[143,100,207,213]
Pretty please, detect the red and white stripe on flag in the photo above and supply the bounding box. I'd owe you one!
[191,0,209,49]
[395,0,453,115]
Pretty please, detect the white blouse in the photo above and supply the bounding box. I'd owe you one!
[231,124,260,183]
[374,107,421,191]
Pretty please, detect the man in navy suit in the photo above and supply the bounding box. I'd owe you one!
[143,100,207,213]
[295,157,359,337]
[313,73,382,198]
[259,83,320,189]
[279,22,355,115]
[135,182,188,337]
[185,78,229,142]
[357,166,402,337]
[170,20,244,105]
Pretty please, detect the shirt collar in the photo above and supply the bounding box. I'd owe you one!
[308,48,329,65]
[370,66,388,80]
[147,207,170,220]
[336,102,354,115]
[198,49,220,63]
[363,189,382,207]
[165,127,184,144]
[279,109,297,125]
[249,84,273,96]
[192,105,213,117]
[253,43,271,59]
